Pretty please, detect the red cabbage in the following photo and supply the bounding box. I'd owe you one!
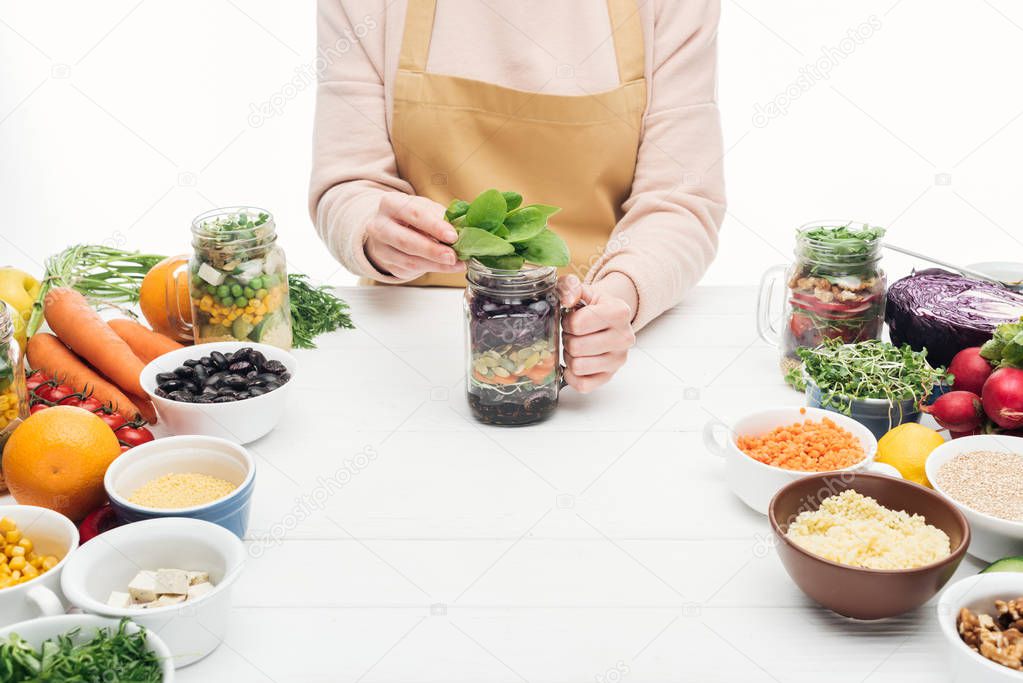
[886,269,1023,367]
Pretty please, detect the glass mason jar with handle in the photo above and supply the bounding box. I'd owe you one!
[465,260,561,426]
[757,221,886,377]
[189,207,293,349]
[0,303,29,467]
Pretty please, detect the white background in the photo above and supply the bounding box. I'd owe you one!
[2,0,1021,286]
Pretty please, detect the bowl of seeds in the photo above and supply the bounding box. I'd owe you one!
[926,434,1023,562]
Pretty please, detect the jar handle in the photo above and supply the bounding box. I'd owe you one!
[756,264,787,348]
[168,262,195,341]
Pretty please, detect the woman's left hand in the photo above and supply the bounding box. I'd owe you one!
[558,274,637,393]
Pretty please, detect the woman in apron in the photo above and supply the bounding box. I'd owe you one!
[310,0,725,392]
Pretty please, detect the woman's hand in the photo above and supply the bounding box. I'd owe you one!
[365,194,466,280]
[558,274,637,393]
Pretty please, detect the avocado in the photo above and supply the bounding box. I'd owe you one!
[251,311,293,348]
[231,317,254,340]
[981,557,1023,573]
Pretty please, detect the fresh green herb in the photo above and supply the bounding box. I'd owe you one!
[27,245,167,336]
[0,618,163,682]
[980,319,1023,368]
[287,274,354,349]
[797,338,949,414]
[798,224,886,279]
[452,227,516,257]
[446,189,568,269]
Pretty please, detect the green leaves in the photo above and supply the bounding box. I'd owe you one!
[517,229,570,267]
[446,188,568,269]
[444,199,469,222]
[465,189,507,231]
[981,322,1023,368]
[504,207,548,243]
[477,255,525,270]
[452,227,515,257]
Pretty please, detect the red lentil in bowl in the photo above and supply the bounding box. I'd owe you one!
[736,414,867,472]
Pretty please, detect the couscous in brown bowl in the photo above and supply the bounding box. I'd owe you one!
[768,472,970,620]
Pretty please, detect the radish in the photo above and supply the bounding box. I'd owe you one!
[949,347,993,395]
[982,367,1023,430]
[922,390,985,432]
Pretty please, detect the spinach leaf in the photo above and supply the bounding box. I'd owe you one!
[503,207,547,243]
[501,191,523,211]
[453,227,515,258]
[465,189,507,231]
[518,229,570,267]
[444,199,470,222]
[477,254,525,270]
[510,204,560,221]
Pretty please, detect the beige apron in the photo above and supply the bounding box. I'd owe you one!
[388,0,646,287]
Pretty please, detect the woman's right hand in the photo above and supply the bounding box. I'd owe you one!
[365,194,465,280]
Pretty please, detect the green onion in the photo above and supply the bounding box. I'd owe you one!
[27,245,166,336]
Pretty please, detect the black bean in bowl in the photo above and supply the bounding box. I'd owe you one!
[154,347,291,403]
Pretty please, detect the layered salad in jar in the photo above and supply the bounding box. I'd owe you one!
[189,208,293,348]
[467,270,560,426]
[783,224,886,369]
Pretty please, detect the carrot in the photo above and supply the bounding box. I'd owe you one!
[27,333,148,421]
[108,318,184,364]
[43,288,146,397]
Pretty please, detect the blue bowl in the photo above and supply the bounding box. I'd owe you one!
[805,379,923,440]
[103,435,256,539]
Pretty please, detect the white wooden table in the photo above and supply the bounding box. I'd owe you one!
[6,286,985,681]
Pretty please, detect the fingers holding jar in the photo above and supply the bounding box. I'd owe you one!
[559,277,636,394]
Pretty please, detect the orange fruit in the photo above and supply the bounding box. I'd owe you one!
[139,255,193,342]
[2,406,121,521]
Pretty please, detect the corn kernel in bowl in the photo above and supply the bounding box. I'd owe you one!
[0,516,61,590]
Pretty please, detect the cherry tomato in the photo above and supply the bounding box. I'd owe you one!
[78,505,123,543]
[97,411,127,431]
[36,384,75,404]
[78,397,104,413]
[30,403,48,414]
[120,444,131,453]
[116,424,155,447]
[25,373,49,391]
[59,395,83,407]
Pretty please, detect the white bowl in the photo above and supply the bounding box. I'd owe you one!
[703,406,899,515]
[60,517,246,668]
[0,505,79,627]
[139,341,296,444]
[967,261,1023,291]
[926,434,1023,562]
[938,572,1023,682]
[0,614,175,681]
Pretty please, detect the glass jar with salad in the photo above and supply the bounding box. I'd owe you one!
[189,207,293,348]
[757,221,886,378]
[0,303,29,456]
[465,260,560,426]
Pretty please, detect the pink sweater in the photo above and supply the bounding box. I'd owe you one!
[310,0,726,329]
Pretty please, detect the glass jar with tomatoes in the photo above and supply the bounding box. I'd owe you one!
[757,221,886,378]
[0,304,28,459]
[465,260,561,426]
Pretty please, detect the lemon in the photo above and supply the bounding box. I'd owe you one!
[876,423,945,487]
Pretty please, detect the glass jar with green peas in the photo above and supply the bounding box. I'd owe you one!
[189,207,293,348]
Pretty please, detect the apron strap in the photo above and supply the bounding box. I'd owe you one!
[398,0,437,72]
[606,0,645,84]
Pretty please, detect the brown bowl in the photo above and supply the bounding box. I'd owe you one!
[768,472,970,620]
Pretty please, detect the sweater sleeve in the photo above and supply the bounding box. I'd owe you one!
[309,0,410,283]
[585,0,726,330]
